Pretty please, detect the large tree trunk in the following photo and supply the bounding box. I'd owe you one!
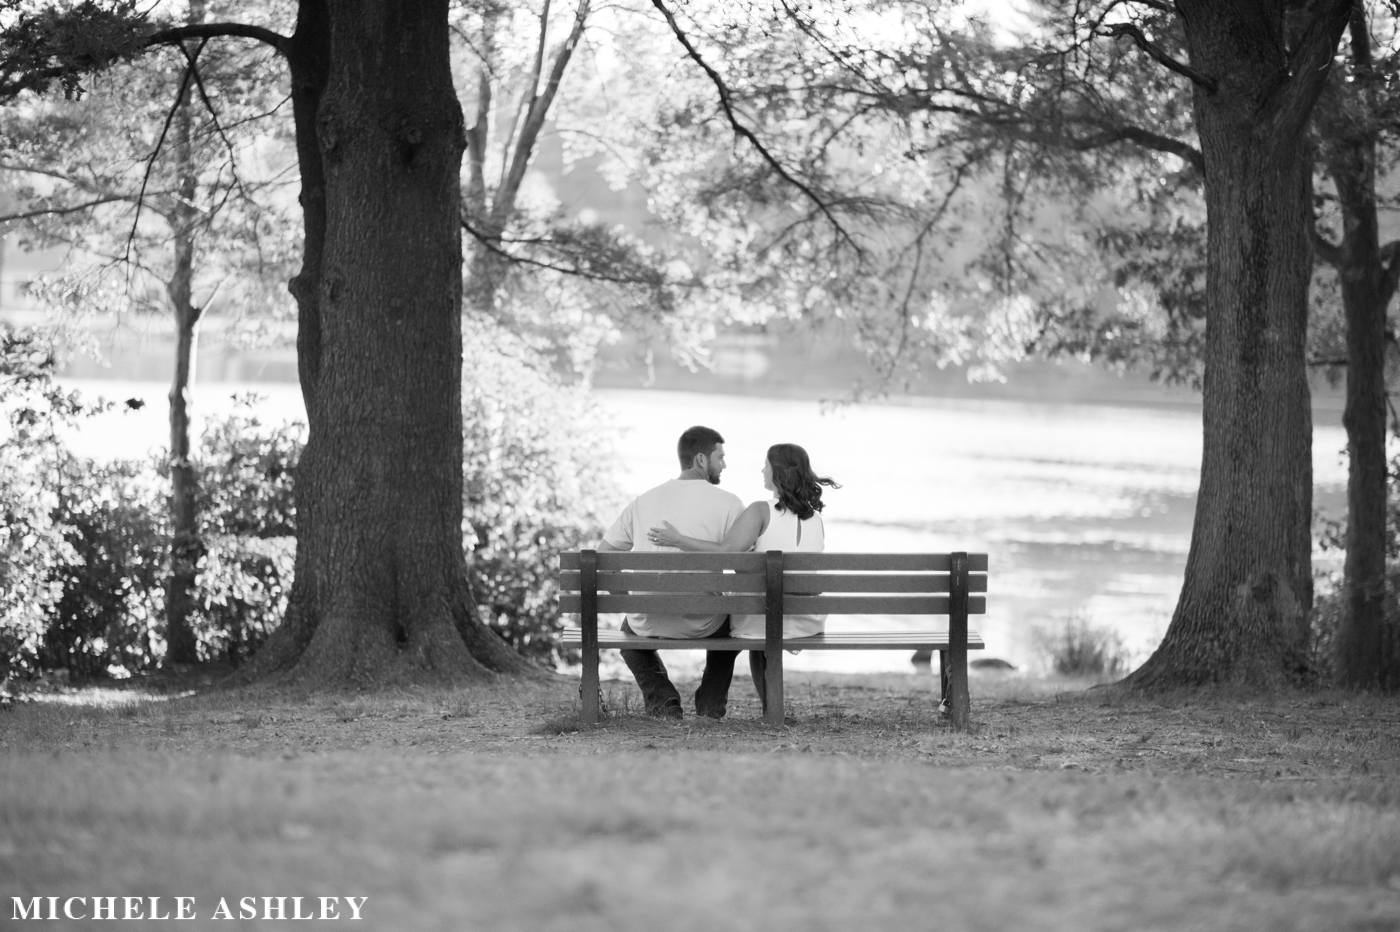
[1122,1,1351,690]
[1315,4,1399,690]
[163,45,203,667]
[246,0,532,684]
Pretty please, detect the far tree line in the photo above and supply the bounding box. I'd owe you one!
[0,0,1396,690]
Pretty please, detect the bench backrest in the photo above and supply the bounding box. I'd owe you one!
[558,551,988,617]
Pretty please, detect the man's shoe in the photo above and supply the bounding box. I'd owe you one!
[649,700,683,720]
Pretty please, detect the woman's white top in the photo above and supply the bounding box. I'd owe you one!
[730,501,826,639]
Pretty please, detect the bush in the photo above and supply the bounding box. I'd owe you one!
[0,326,106,681]
[1033,613,1130,680]
[42,457,166,678]
[189,399,300,665]
[1310,444,1400,685]
[461,318,624,664]
[1,318,620,680]
[0,328,300,679]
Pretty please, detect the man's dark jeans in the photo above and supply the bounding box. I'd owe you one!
[620,618,738,718]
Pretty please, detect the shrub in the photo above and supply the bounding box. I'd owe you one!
[1033,613,1130,680]
[42,457,166,679]
[189,399,300,665]
[461,317,624,664]
[1,320,620,680]
[1310,444,1400,685]
[0,326,106,681]
[1,328,300,679]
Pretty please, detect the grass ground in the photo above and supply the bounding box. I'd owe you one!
[3,668,1400,932]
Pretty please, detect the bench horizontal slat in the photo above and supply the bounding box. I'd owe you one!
[780,573,987,593]
[558,594,987,614]
[559,628,986,651]
[781,553,989,572]
[558,571,988,594]
[559,571,767,593]
[560,594,764,613]
[560,552,767,571]
[558,552,989,572]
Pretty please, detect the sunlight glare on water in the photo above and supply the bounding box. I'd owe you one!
[593,389,1347,675]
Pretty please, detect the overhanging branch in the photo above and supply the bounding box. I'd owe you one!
[147,22,288,55]
[1100,22,1218,95]
[461,214,674,288]
[0,195,134,223]
[648,0,861,255]
[1064,124,1204,172]
[125,39,205,267]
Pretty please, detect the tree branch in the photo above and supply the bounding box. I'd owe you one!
[0,195,135,223]
[648,0,861,254]
[1273,0,1355,135]
[1062,123,1204,172]
[461,214,673,287]
[493,0,591,228]
[1312,225,1345,268]
[1380,239,1400,306]
[177,41,255,212]
[1100,22,1218,95]
[126,40,205,267]
[147,22,288,55]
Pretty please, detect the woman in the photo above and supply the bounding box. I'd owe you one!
[647,442,840,711]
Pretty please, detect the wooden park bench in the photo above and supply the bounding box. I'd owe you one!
[558,551,988,728]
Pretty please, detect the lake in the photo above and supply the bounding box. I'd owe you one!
[53,379,1349,675]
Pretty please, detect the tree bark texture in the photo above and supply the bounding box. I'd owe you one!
[1124,0,1351,689]
[163,53,202,666]
[1314,5,1398,690]
[246,0,532,684]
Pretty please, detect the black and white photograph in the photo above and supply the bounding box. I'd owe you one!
[2,0,1399,928]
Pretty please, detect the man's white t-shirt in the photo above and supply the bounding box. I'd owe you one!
[601,478,746,638]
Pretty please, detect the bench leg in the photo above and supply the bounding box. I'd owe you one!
[581,640,600,724]
[580,550,600,724]
[763,551,785,726]
[947,552,971,730]
[938,649,949,708]
[763,646,784,726]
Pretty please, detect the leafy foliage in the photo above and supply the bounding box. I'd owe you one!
[187,400,300,665]
[461,317,624,663]
[0,323,621,679]
[0,329,294,679]
[0,0,152,101]
[1311,443,1400,682]
[0,325,100,680]
[42,456,166,679]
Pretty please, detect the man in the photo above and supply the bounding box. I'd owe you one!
[597,425,745,719]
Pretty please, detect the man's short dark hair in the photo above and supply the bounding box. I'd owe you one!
[678,426,724,468]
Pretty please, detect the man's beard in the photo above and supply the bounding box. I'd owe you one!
[707,465,721,485]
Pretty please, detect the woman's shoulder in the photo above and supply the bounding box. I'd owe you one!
[742,499,772,532]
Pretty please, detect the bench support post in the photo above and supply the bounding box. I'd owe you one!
[938,649,950,707]
[580,549,600,724]
[764,550,785,726]
[948,551,971,729]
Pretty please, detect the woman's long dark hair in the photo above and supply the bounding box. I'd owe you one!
[769,443,840,521]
